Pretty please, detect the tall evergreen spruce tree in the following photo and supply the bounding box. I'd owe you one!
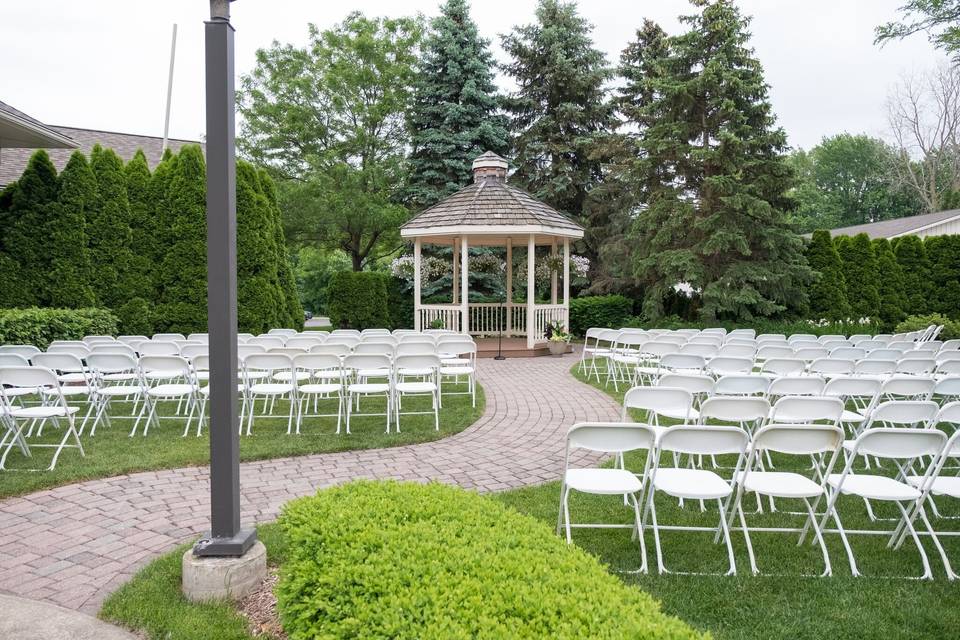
[895,235,933,315]
[836,233,881,320]
[89,145,136,309]
[926,235,960,317]
[260,168,304,329]
[237,162,281,333]
[628,0,811,321]
[47,152,97,308]
[805,230,850,321]
[124,150,156,299]
[873,237,908,328]
[2,150,59,307]
[157,145,208,333]
[407,0,508,209]
[501,0,613,264]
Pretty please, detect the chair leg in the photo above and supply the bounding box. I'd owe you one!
[562,487,573,544]
[894,501,934,580]
[716,499,737,576]
[802,497,832,577]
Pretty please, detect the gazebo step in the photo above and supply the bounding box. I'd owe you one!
[474,337,572,358]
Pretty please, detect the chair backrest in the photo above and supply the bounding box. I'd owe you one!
[285,337,325,350]
[880,375,935,400]
[404,334,440,344]
[933,375,960,399]
[138,355,191,376]
[293,353,342,373]
[717,344,756,359]
[848,334,872,344]
[807,358,855,376]
[86,352,138,374]
[361,335,397,348]
[268,328,298,337]
[325,336,361,348]
[937,360,960,375]
[756,346,793,361]
[90,343,137,357]
[853,359,896,376]
[138,341,180,356]
[31,352,86,373]
[751,423,844,455]
[309,343,351,357]
[0,345,41,357]
[793,347,830,362]
[712,374,770,396]
[830,347,866,361]
[269,347,309,357]
[187,333,209,342]
[867,348,903,361]
[342,354,392,374]
[394,354,441,373]
[243,353,294,374]
[237,332,255,342]
[760,358,806,376]
[678,343,718,358]
[865,400,939,428]
[353,342,395,356]
[623,386,693,422]
[658,353,706,373]
[153,333,186,341]
[566,422,657,454]
[757,333,787,342]
[46,344,90,358]
[638,341,680,357]
[395,342,438,357]
[247,336,286,349]
[706,356,754,375]
[192,354,210,372]
[857,340,887,352]
[179,344,208,360]
[237,344,268,359]
[769,396,843,423]
[895,358,936,375]
[916,341,942,352]
[83,335,116,345]
[699,396,770,424]
[657,424,749,456]
[117,335,149,345]
[940,339,960,351]
[934,400,960,427]
[936,350,960,364]
[848,427,946,460]
[823,376,880,404]
[657,373,714,396]
[0,366,59,391]
[0,353,30,366]
[788,333,818,343]
[331,329,362,337]
[817,334,846,344]
[767,375,826,398]
[887,341,914,352]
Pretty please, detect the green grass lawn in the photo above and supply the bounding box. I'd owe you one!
[0,384,483,499]
[100,364,960,640]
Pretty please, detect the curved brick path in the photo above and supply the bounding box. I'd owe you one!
[0,353,619,614]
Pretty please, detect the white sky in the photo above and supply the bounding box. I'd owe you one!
[0,0,944,151]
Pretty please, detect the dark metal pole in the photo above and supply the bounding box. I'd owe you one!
[194,0,255,557]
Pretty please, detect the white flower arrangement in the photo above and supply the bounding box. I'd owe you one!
[390,255,450,282]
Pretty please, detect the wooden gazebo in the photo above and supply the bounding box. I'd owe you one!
[400,152,584,349]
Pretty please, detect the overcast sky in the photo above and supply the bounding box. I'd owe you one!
[0,0,944,151]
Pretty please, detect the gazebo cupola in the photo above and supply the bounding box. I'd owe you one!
[400,151,584,348]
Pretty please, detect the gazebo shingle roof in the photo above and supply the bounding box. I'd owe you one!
[401,155,583,235]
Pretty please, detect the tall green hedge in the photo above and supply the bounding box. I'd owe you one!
[326,271,390,329]
[873,238,907,329]
[260,168,304,329]
[805,230,849,321]
[926,235,960,317]
[0,307,117,349]
[568,295,634,335]
[837,233,880,319]
[89,145,136,309]
[895,235,932,316]
[47,152,97,309]
[277,481,702,640]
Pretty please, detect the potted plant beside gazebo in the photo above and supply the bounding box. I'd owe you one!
[546,320,570,356]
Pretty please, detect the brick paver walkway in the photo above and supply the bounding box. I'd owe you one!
[0,354,619,614]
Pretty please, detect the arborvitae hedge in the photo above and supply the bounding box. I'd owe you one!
[837,233,880,319]
[146,151,176,292]
[237,161,281,334]
[89,145,136,309]
[926,235,960,318]
[124,150,156,299]
[3,150,59,307]
[873,238,908,329]
[46,152,98,309]
[805,230,850,321]
[895,235,932,316]
[260,168,304,329]
[327,271,390,329]
[156,145,208,333]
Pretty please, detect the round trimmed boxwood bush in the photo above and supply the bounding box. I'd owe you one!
[277,481,702,640]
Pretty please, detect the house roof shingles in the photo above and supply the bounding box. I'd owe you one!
[0,125,203,187]
[814,209,960,239]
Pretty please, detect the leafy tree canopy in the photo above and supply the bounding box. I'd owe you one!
[876,1,960,58]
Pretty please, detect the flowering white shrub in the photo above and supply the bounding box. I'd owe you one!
[390,255,450,282]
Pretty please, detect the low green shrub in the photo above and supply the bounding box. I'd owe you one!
[277,481,702,640]
[569,295,634,336]
[0,307,117,348]
[325,271,390,330]
[896,313,960,340]
[115,297,154,335]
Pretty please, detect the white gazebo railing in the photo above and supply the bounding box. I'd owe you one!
[417,302,566,341]
[419,304,462,332]
[532,304,567,342]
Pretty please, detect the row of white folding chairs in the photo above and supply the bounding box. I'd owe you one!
[559,419,960,578]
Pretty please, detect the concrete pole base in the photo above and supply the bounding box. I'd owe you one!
[181,540,267,602]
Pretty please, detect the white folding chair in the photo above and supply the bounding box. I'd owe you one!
[393,355,441,432]
[192,354,248,437]
[243,353,298,435]
[706,356,754,377]
[439,341,477,408]
[623,387,696,435]
[657,374,714,406]
[46,344,90,359]
[699,396,770,434]
[678,343,718,359]
[808,358,855,378]
[85,353,146,437]
[139,341,180,356]
[731,424,844,576]
[760,358,806,377]
[853,359,897,378]
[895,358,937,376]
[343,354,393,433]
[31,353,96,434]
[247,336,286,350]
[932,376,960,403]
[820,428,948,579]
[823,376,881,435]
[879,376,935,402]
[712,374,770,397]
[830,347,866,361]
[292,353,344,434]
[644,425,749,575]
[0,366,84,470]
[556,422,657,572]
[657,353,706,378]
[768,396,843,425]
[137,355,199,437]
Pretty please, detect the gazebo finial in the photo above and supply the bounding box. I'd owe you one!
[472,151,508,183]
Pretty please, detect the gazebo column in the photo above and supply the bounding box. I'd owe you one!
[413,237,422,331]
[563,238,571,332]
[452,238,459,305]
[550,239,558,304]
[460,235,469,334]
[505,238,512,337]
[526,234,535,349]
